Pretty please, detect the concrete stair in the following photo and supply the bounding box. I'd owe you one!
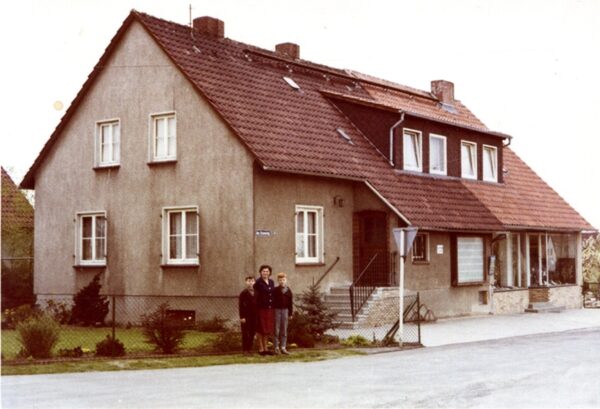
[324,286,392,329]
[525,302,565,313]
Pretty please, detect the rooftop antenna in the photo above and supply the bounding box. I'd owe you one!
[189,4,195,40]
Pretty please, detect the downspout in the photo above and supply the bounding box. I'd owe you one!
[389,112,405,166]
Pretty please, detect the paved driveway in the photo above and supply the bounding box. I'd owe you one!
[3,327,600,408]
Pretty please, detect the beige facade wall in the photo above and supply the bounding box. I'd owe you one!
[549,285,582,309]
[33,21,255,298]
[493,289,529,315]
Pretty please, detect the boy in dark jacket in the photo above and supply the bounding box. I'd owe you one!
[273,272,293,354]
[239,276,257,354]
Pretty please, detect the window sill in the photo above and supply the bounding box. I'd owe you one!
[453,281,486,287]
[160,263,199,269]
[411,260,430,265]
[148,159,177,166]
[295,262,326,267]
[73,264,106,269]
[93,164,120,171]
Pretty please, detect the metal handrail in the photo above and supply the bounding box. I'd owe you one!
[349,253,380,321]
[314,256,341,288]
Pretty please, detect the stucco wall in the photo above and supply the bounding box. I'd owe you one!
[34,21,255,298]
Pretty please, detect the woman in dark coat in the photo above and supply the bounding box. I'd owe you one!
[253,264,275,355]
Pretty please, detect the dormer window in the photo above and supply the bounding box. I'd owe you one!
[461,141,477,179]
[483,145,498,182]
[403,129,422,172]
[429,134,447,175]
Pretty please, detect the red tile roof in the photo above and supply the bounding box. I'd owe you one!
[1,167,34,231]
[20,11,594,232]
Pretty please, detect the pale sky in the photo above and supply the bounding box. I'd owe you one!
[1,0,599,229]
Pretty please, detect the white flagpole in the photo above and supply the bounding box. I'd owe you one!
[399,231,404,345]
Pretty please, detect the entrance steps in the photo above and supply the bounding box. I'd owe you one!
[525,302,565,313]
[324,286,396,329]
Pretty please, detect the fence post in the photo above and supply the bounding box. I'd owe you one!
[417,292,421,345]
[111,295,116,340]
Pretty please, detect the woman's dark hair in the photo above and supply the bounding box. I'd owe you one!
[258,264,272,274]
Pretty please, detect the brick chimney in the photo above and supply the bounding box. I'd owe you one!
[431,80,455,104]
[193,16,225,38]
[275,42,300,59]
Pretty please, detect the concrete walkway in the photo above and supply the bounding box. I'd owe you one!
[420,308,600,346]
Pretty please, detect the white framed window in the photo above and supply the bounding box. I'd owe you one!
[412,233,429,262]
[76,212,107,266]
[483,145,498,182]
[95,120,120,167]
[461,141,477,179]
[151,113,177,161]
[457,236,484,283]
[162,207,199,265]
[295,205,324,264]
[403,129,422,172]
[429,134,447,175]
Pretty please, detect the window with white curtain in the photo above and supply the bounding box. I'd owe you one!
[95,120,120,167]
[429,134,447,175]
[403,129,422,172]
[483,145,498,182]
[77,212,107,265]
[461,141,477,179]
[295,205,324,263]
[151,113,177,161]
[163,207,199,265]
[457,236,484,283]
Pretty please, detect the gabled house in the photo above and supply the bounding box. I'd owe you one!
[20,11,595,322]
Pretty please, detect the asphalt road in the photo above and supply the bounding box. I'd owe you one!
[3,328,600,409]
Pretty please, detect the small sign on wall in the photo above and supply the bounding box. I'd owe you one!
[255,229,273,237]
[436,244,444,255]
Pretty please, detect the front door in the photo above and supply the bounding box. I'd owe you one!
[354,211,390,286]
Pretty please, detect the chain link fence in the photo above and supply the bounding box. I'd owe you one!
[1,290,421,362]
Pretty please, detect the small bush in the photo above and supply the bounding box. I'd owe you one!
[95,335,126,357]
[58,346,84,358]
[141,303,185,354]
[71,273,109,326]
[287,312,316,348]
[211,330,242,352]
[3,304,41,329]
[45,300,72,325]
[321,334,340,345]
[16,315,60,359]
[196,316,229,332]
[341,335,371,347]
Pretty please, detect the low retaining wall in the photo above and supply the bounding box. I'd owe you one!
[493,289,529,315]
[549,285,582,309]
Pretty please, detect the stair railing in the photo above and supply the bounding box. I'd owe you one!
[349,253,379,322]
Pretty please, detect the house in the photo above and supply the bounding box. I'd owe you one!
[1,167,35,309]
[20,11,595,324]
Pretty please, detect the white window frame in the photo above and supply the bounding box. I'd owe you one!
[429,134,447,175]
[295,205,324,264]
[456,236,485,284]
[150,112,177,162]
[412,233,429,262]
[95,119,120,167]
[162,206,199,265]
[403,128,423,172]
[482,144,498,182]
[461,140,478,180]
[76,211,107,266]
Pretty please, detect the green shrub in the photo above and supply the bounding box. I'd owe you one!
[71,273,109,326]
[141,303,185,354]
[45,299,72,324]
[196,315,229,332]
[2,304,41,329]
[16,315,60,359]
[341,335,371,347]
[321,334,340,345]
[58,346,84,358]
[95,335,126,357]
[211,330,242,352]
[287,312,316,348]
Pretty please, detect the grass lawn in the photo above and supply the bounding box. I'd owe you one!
[1,349,363,376]
[1,326,218,359]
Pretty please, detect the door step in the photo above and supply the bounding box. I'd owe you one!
[525,302,565,313]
